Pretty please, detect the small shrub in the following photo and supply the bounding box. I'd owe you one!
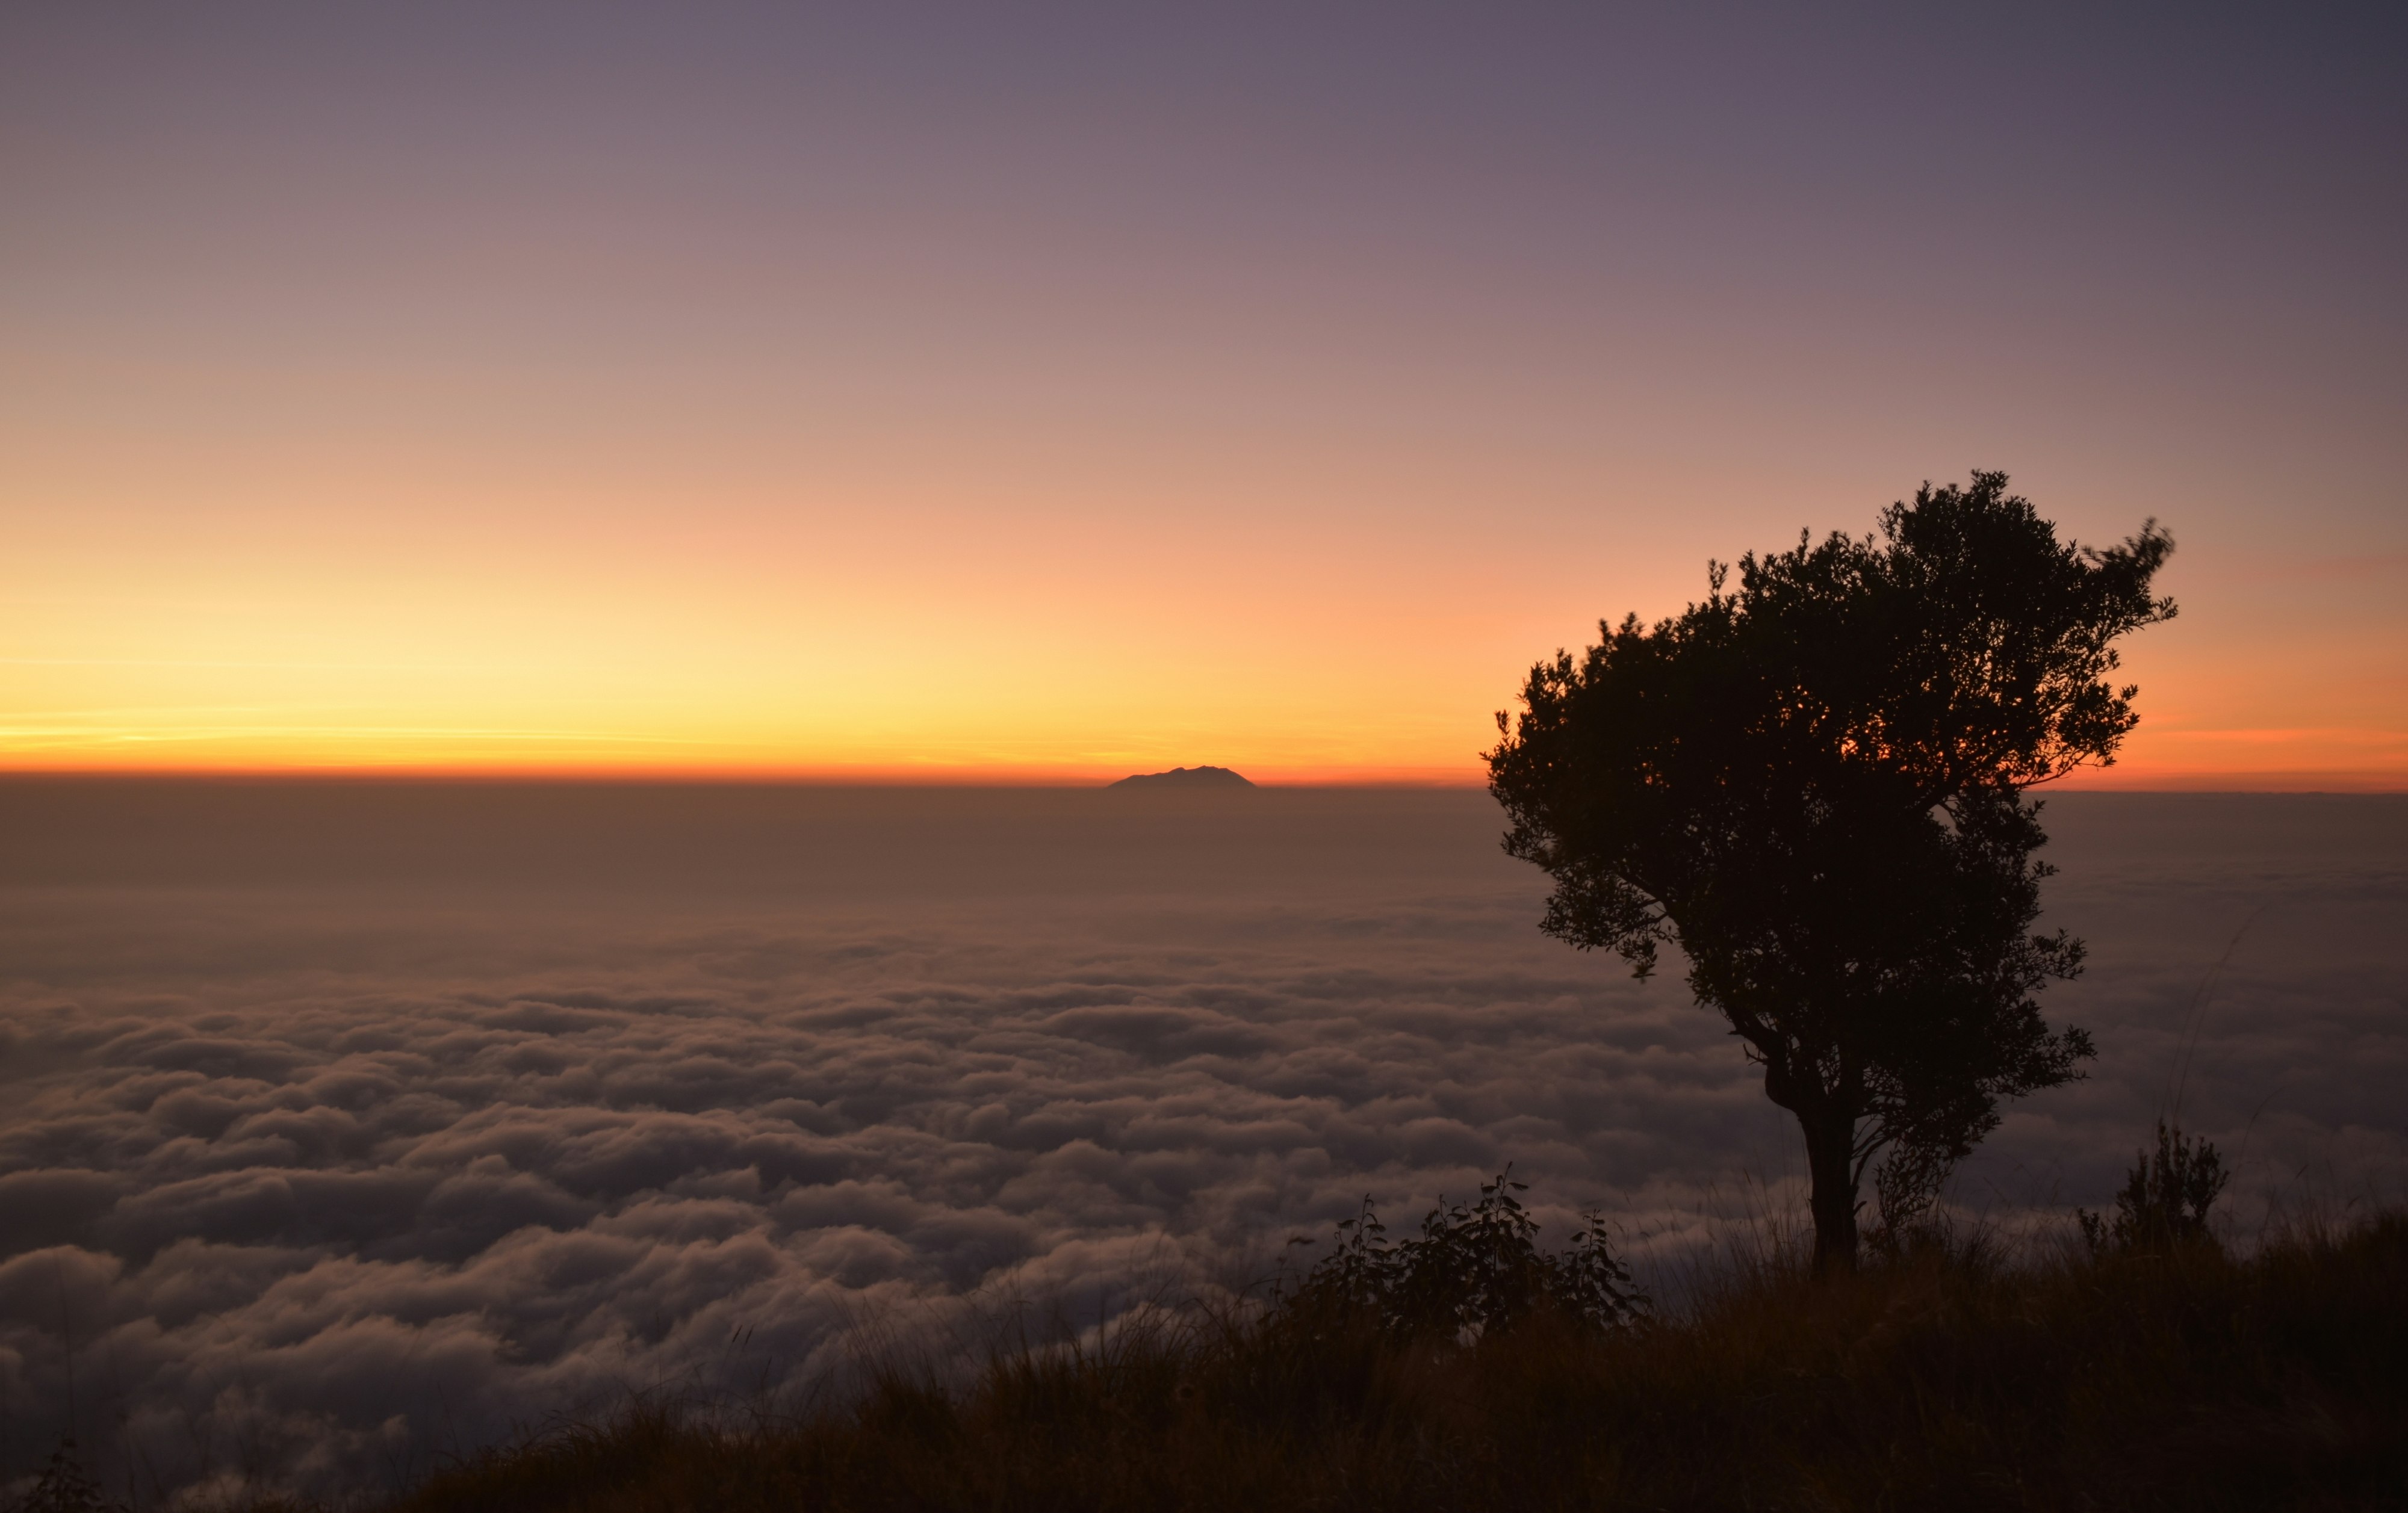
[2080,1119,2230,1257]
[1867,1135,1959,1254]
[3,1441,125,1513]
[1277,1169,1645,1340]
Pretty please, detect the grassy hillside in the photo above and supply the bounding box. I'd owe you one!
[375,1214,2407,1513]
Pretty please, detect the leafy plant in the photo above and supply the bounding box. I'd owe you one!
[1868,1133,1958,1250]
[4,1441,125,1513]
[1279,1169,1645,1338]
[2080,1120,2230,1257]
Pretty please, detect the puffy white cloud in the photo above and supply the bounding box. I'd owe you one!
[0,788,2400,1501]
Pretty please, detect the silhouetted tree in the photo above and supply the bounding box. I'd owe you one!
[1488,474,2175,1271]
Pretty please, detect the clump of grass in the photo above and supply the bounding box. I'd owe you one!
[373,1186,2408,1512]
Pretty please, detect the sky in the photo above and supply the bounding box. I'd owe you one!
[4,4,2403,785]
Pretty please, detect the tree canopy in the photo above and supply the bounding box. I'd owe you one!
[1487,473,2175,1270]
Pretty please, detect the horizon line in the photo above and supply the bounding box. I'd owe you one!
[0,765,1483,790]
[2,766,2405,796]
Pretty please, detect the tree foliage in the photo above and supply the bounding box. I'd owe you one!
[1487,473,2175,1269]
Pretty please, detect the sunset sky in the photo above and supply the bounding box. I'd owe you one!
[5,5,2402,785]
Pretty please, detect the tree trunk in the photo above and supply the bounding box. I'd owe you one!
[1759,1048,1861,1273]
[1802,1107,1860,1274]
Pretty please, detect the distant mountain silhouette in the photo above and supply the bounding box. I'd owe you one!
[1107,766,1256,790]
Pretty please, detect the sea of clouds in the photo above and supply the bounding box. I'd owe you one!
[1,784,2401,1502]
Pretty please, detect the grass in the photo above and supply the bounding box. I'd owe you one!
[367,1211,2408,1513]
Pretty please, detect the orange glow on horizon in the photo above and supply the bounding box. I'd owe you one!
[6,487,2400,791]
[5,10,2401,794]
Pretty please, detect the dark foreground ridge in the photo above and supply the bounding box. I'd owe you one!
[1107,765,1255,789]
[141,1207,2395,1513]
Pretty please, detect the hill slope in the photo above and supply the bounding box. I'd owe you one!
[384,1216,2408,1513]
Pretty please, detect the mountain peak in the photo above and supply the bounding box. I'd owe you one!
[1106,766,1256,790]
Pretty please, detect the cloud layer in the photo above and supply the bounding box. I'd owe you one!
[1,787,2400,1502]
